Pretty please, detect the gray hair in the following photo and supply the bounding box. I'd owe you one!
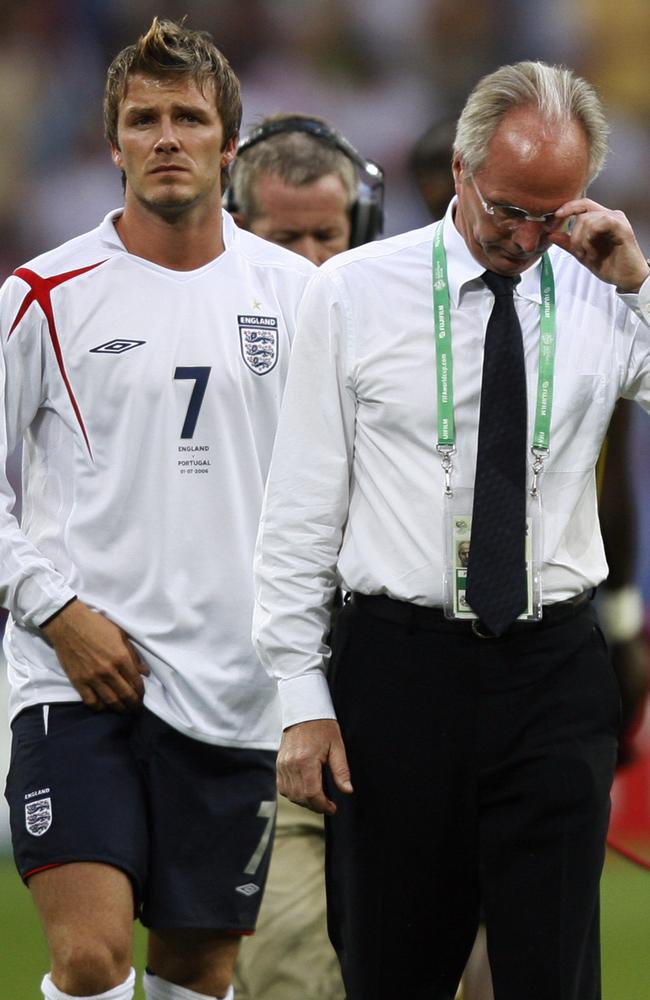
[230,115,358,222]
[454,61,609,184]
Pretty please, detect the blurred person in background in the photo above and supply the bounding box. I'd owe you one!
[409,117,458,221]
[227,113,384,265]
[1,18,314,1000]
[597,401,648,765]
[228,112,384,1000]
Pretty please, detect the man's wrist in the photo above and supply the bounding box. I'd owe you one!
[618,261,650,295]
[39,596,78,631]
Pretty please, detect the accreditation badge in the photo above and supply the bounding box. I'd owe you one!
[442,487,543,621]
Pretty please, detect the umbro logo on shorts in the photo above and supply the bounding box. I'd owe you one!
[89,339,146,354]
[235,882,260,896]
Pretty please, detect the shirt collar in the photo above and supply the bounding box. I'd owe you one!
[98,206,236,255]
[98,209,127,251]
[221,207,237,249]
[442,198,543,307]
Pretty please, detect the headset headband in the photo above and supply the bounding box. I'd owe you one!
[237,117,383,184]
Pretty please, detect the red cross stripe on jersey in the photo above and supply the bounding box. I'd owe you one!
[9,263,106,459]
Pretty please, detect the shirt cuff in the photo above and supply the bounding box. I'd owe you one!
[13,577,78,630]
[39,595,78,629]
[277,671,336,729]
[618,270,650,325]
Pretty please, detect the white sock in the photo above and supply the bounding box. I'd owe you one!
[41,968,135,999]
[143,970,234,1000]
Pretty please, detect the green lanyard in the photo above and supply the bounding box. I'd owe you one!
[432,219,556,495]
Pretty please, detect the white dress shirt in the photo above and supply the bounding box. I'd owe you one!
[253,201,650,727]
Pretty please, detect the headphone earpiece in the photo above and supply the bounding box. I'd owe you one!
[226,116,384,247]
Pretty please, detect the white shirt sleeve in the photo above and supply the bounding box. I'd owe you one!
[253,268,356,727]
[618,270,650,329]
[0,278,77,627]
[618,274,650,409]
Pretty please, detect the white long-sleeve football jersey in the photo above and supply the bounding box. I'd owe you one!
[0,209,314,748]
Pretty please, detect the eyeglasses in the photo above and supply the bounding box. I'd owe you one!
[471,176,565,233]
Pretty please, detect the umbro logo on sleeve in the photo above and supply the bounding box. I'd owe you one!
[89,339,146,354]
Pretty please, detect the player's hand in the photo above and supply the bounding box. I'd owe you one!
[549,198,650,292]
[41,599,149,712]
[277,718,353,815]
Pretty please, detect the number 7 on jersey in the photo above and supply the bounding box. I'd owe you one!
[174,366,211,439]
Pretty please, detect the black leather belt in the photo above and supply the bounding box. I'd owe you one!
[349,590,593,637]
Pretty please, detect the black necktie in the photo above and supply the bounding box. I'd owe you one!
[465,270,528,636]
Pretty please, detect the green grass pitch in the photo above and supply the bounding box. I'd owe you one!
[0,850,648,998]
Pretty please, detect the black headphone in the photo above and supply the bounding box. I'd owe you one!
[225,116,385,247]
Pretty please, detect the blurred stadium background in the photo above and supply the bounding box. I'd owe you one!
[1,0,649,997]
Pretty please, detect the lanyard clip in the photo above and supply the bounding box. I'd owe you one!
[529,446,549,497]
[437,444,456,497]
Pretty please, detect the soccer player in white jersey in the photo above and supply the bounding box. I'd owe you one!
[1,18,313,1000]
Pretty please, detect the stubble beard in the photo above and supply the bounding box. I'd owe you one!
[134,182,202,220]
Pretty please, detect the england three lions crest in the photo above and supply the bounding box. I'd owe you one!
[238,315,279,375]
[25,796,52,837]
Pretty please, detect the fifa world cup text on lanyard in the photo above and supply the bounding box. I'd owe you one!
[431,218,557,498]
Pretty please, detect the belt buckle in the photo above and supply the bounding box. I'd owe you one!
[471,619,498,639]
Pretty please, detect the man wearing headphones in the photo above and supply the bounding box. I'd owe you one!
[229,114,384,1000]
[226,113,384,265]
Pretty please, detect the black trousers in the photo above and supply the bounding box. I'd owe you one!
[324,596,620,1000]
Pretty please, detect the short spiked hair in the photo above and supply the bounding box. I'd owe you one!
[104,16,241,151]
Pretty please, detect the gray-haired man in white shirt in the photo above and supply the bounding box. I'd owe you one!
[253,61,650,1000]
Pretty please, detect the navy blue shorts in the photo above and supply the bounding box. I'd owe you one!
[4,702,277,931]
